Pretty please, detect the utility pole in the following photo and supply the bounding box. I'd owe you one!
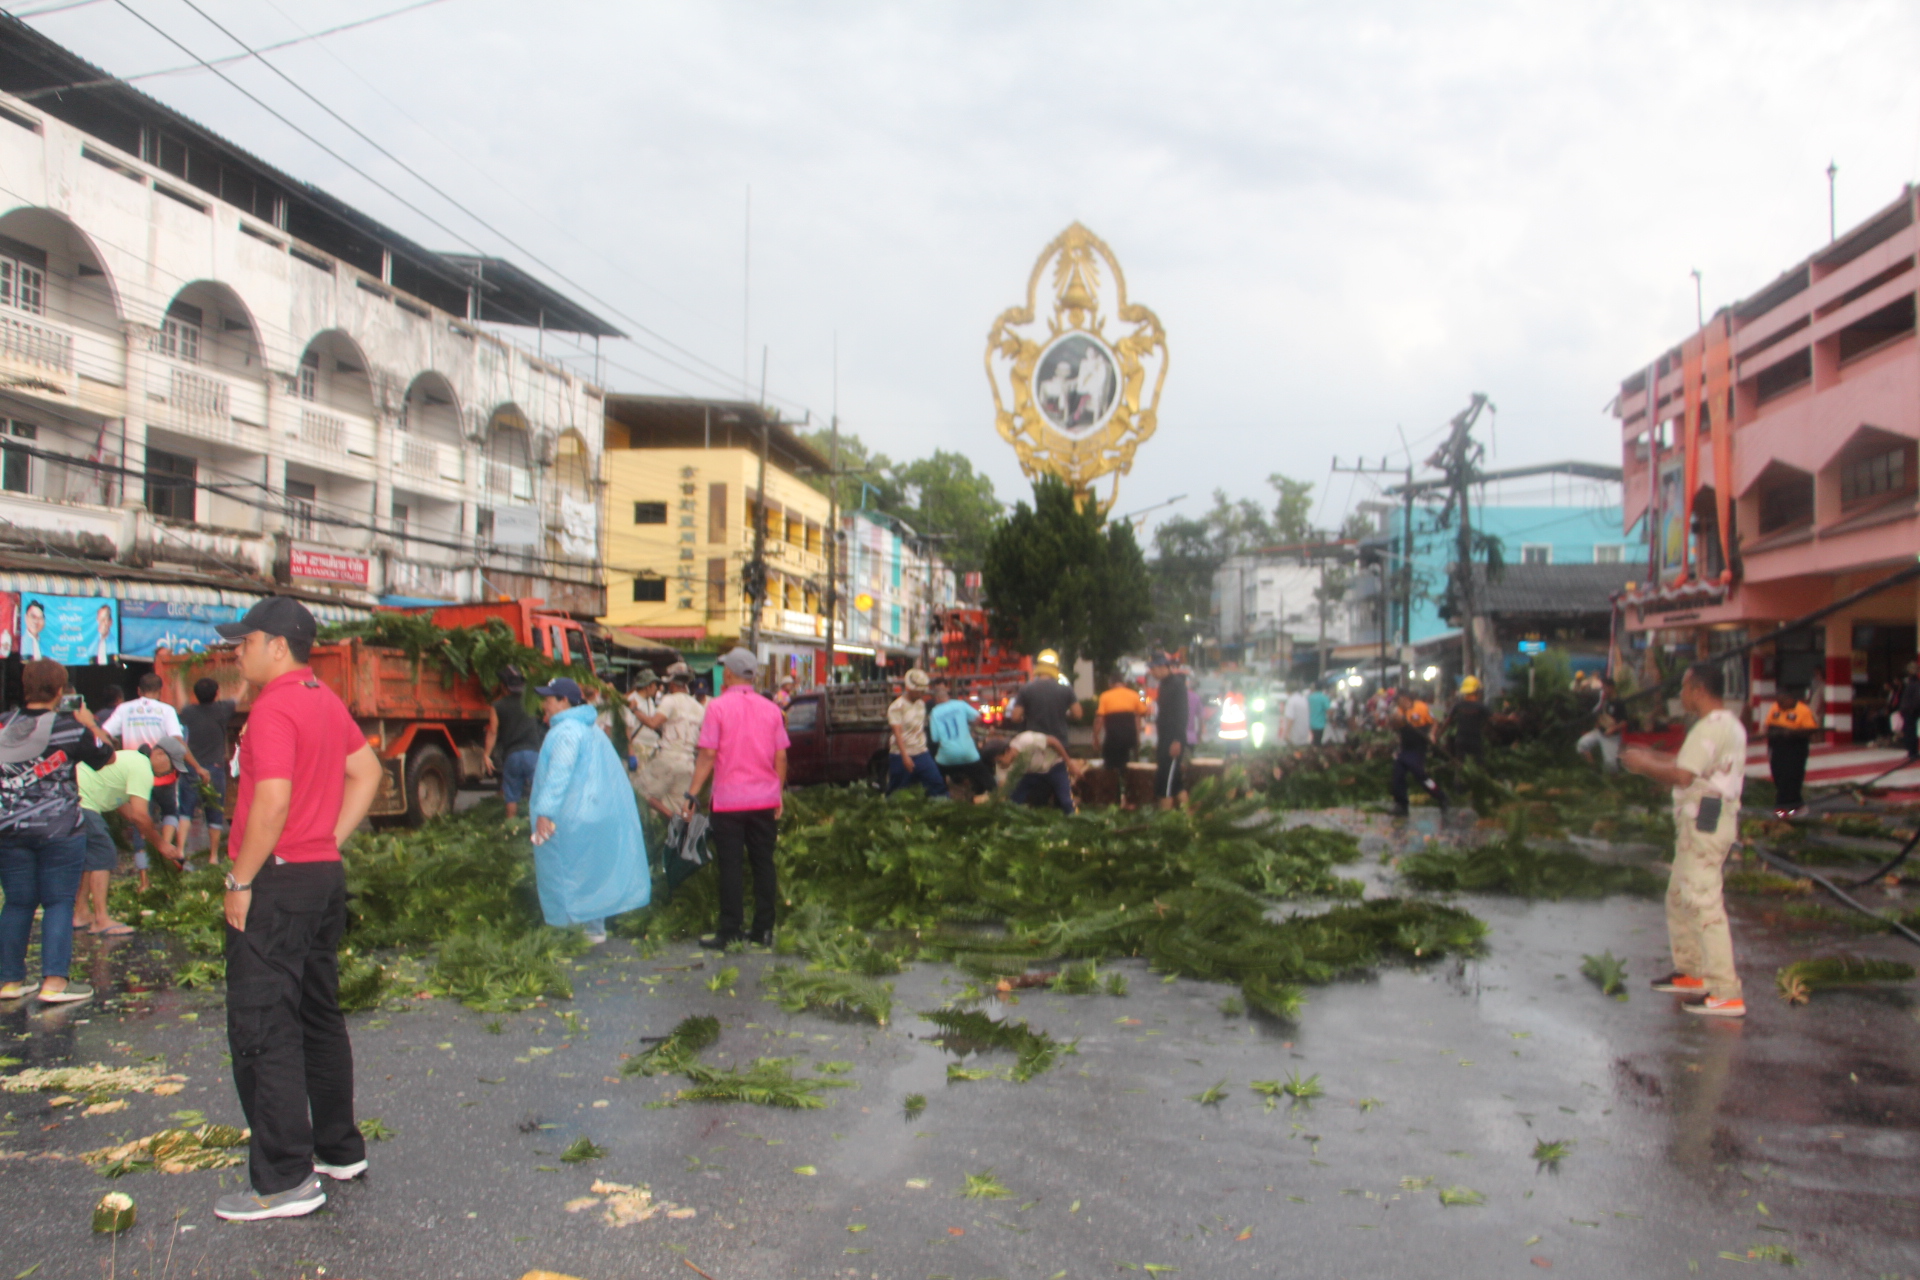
[823,412,840,688]
[1332,454,1412,689]
[1827,160,1838,243]
[1424,394,1491,681]
[745,410,771,658]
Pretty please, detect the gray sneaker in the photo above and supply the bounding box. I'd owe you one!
[214,1174,326,1221]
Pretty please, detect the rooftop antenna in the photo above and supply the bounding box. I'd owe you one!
[1827,160,1839,242]
[1690,268,1704,329]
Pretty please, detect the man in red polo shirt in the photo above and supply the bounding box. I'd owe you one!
[212,597,384,1222]
[685,647,788,948]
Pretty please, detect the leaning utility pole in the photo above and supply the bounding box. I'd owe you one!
[1424,394,1491,680]
[744,411,771,656]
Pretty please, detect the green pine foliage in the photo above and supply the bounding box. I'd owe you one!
[676,1057,855,1109]
[623,1015,722,1077]
[432,924,583,1012]
[760,966,894,1025]
[1401,816,1664,900]
[1580,950,1629,999]
[1776,955,1915,1004]
[919,1009,1074,1082]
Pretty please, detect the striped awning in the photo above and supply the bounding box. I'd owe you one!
[0,571,369,624]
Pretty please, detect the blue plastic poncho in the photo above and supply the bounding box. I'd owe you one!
[528,703,651,926]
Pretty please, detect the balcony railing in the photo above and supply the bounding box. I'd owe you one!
[394,434,464,485]
[0,313,73,374]
[300,408,347,453]
[482,458,534,504]
[170,367,229,419]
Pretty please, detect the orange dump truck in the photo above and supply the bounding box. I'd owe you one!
[153,599,599,826]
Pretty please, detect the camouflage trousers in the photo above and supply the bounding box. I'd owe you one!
[1666,823,1742,1000]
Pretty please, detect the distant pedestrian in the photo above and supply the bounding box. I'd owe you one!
[1009,649,1080,742]
[1442,676,1488,766]
[1283,687,1311,748]
[1388,689,1448,818]
[1575,675,1627,771]
[774,676,796,710]
[178,678,234,864]
[0,659,115,1003]
[987,728,1081,814]
[1900,663,1920,759]
[1622,662,1748,1018]
[528,677,650,948]
[1764,685,1818,817]
[886,669,949,798]
[483,665,545,821]
[1148,652,1187,811]
[628,670,663,761]
[211,596,385,1221]
[1324,692,1351,745]
[686,648,789,949]
[1307,685,1329,746]
[929,679,991,799]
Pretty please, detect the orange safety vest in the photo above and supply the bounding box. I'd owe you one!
[1764,701,1817,733]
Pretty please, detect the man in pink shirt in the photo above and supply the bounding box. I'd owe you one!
[685,647,789,948]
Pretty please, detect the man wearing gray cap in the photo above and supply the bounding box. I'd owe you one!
[685,647,788,948]
[636,663,703,818]
[210,596,385,1222]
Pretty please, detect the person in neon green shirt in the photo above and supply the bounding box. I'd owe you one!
[73,750,168,934]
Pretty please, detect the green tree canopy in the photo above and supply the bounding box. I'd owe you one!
[797,429,1001,572]
[982,476,1151,679]
[1144,472,1328,652]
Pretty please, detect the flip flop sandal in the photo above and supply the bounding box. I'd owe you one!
[89,924,135,937]
[37,982,93,1004]
[0,981,39,1000]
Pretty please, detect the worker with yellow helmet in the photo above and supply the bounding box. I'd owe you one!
[1442,674,1488,765]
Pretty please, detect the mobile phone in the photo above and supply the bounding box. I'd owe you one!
[1694,795,1723,832]
[57,693,83,713]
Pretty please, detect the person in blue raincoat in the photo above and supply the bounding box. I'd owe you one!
[528,677,649,944]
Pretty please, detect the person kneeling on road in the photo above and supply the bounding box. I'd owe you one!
[988,729,1082,815]
[1622,661,1748,1019]
[886,668,948,799]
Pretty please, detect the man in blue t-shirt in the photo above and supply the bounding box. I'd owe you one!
[1307,686,1330,746]
[928,680,990,798]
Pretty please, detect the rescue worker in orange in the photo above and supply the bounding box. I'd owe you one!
[1763,685,1819,818]
[1388,688,1448,818]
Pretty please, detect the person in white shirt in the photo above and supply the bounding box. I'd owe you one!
[1283,688,1312,747]
[101,672,184,749]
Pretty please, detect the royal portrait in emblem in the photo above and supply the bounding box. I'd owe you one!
[1033,334,1120,436]
[984,223,1168,511]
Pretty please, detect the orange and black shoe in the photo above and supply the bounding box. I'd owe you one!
[1650,971,1706,994]
[1682,996,1746,1018]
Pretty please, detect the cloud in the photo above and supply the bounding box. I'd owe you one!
[33,0,1920,531]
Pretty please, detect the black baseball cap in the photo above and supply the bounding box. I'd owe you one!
[216,596,317,647]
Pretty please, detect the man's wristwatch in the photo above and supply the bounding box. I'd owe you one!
[224,873,251,892]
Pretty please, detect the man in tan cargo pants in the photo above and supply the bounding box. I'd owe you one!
[1622,661,1748,1018]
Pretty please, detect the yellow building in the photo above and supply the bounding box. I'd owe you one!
[601,396,834,679]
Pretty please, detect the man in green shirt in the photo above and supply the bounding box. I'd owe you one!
[72,749,168,936]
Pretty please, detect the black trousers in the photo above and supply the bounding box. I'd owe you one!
[225,859,363,1194]
[1769,736,1810,809]
[1390,748,1445,810]
[710,808,778,940]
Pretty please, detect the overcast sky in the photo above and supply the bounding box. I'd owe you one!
[25,0,1920,534]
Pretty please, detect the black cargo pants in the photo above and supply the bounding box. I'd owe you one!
[225,858,365,1194]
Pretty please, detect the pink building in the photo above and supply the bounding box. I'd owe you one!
[1615,187,1920,743]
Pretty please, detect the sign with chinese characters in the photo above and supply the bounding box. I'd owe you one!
[290,546,371,586]
[985,223,1168,512]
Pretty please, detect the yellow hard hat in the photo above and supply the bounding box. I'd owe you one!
[1459,676,1482,695]
[1034,648,1061,675]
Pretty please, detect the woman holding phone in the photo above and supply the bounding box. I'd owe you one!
[0,659,116,1002]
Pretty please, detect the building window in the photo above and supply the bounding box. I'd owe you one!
[297,350,318,402]
[145,447,196,521]
[1759,472,1815,533]
[391,500,409,547]
[2,420,34,494]
[0,246,45,317]
[633,577,667,603]
[1840,444,1913,507]
[1520,544,1552,565]
[154,301,201,363]
[633,501,667,524]
[286,478,316,539]
[1593,544,1624,564]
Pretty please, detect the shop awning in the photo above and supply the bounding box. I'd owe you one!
[0,569,369,624]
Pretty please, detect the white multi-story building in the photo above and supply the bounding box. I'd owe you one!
[839,508,956,665]
[1212,550,1356,674]
[0,19,612,655]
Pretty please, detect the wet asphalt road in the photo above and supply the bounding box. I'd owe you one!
[2,809,1918,1280]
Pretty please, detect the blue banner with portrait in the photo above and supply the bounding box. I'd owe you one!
[117,600,245,661]
[18,594,118,666]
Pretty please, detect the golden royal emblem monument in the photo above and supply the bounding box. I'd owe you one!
[985,223,1168,512]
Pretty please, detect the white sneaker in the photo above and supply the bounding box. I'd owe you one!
[312,1157,367,1180]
